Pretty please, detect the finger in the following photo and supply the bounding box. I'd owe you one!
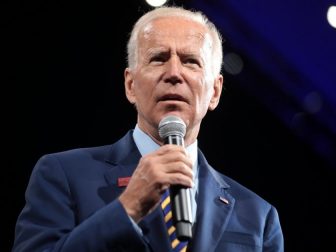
[157,144,187,156]
[156,147,193,168]
[163,173,194,188]
[162,161,194,179]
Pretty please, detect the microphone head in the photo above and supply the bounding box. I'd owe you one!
[158,115,186,140]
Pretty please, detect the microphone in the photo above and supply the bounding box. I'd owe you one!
[158,115,192,241]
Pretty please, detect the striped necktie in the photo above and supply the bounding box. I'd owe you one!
[161,189,188,252]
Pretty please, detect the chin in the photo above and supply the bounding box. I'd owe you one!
[161,112,190,125]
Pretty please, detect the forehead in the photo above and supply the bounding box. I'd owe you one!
[140,17,210,48]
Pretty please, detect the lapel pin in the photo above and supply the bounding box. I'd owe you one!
[118,176,131,187]
[219,196,229,205]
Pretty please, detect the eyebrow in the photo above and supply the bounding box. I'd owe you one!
[146,47,199,57]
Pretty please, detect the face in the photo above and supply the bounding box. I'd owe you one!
[124,17,223,145]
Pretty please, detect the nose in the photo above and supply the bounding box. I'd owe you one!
[164,56,183,85]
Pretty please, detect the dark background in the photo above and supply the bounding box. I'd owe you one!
[5,0,336,251]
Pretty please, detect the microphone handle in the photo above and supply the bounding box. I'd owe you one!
[165,135,193,241]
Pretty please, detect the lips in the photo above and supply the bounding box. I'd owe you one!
[158,94,188,103]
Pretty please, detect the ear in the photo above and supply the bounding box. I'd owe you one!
[208,74,224,111]
[124,68,136,104]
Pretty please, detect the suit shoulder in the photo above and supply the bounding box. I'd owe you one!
[36,130,135,169]
[41,144,112,161]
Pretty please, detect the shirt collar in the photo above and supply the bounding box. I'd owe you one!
[132,124,198,170]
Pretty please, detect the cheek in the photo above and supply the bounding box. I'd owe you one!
[133,77,154,103]
[133,72,148,95]
[198,70,215,104]
[134,84,149,102]
[198,83,215,109]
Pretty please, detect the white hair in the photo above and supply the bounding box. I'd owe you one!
[126,6,223,76]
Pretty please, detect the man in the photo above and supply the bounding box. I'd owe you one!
[12,6,284,252]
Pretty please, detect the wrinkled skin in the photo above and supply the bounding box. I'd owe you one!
[119,17,223,222]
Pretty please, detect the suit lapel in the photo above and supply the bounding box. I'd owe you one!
[104,130,141,187]
[103,130,171,251]
[190,150,235,252]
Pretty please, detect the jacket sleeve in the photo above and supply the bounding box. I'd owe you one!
[263,205,284,252]
[12,154,151,252]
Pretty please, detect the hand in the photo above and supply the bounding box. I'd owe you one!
[118,144,193,223]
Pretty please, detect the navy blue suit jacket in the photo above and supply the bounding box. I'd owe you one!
[13,130,284,251]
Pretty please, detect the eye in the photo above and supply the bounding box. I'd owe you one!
[183,57,201,67]
[150,52,169,63]
[151,55,166,62]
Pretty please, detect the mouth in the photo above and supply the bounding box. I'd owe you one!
[157,94,188,103]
